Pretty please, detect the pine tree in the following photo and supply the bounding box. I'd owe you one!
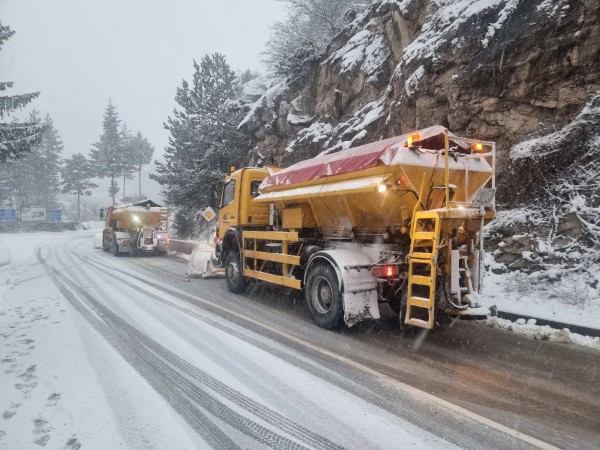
[37,113,63,208]
[130,131,154,200]
[0,111,63,209]
[119,123,135,199]
[0,22,46,162]
[61,153,98,221]
[152,53,249,232]
[90,100,123,204]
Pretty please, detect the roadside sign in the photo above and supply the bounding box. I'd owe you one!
[0,209,17,222]
[21,206,46,222]
[50,209,62,222]
[201,207,216,222]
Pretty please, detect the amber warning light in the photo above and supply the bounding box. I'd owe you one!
[473,143,484,152]
[405,134,420,147]
[371,265,399,278]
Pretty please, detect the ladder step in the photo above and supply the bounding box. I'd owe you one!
[405,317,433,329]
[409,252,434,260]
[409,275,433,287]
[413,231,437,240]
[407,296,433,308]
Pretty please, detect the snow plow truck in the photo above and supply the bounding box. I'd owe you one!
[100,200,169,256]
[208,126,497,330]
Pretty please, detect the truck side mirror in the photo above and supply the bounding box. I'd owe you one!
[100,208,104,220]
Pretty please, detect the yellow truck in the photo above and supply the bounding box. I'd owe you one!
[212,126,496,330]
[100,200,169,256]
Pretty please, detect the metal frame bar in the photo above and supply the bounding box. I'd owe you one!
[242,230,302,290]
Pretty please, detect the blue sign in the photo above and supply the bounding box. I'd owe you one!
[0,209,17,222]
[50,209,62,222]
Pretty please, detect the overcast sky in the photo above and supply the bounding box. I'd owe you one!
[1,0,286,159]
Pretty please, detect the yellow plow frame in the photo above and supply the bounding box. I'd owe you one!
[242,231,302,289]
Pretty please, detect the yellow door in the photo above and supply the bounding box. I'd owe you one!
[218,175,240,239]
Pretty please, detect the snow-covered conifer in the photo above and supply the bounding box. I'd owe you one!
[0,22,46,162]
[130,131,154,200]
[90,100,123,204]
[153,53,248,234]
[61,153,98,220]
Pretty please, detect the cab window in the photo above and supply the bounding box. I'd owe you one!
[250,181,261,198]
[221,180,236,207]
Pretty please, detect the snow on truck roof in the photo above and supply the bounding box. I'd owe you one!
[260,125,479,190]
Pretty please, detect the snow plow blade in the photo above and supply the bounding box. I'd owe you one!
[93,233,103,249]
[187,244,224,278]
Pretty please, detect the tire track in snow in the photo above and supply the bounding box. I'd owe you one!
[66,237,541,450]
[39,245,344,450]
[68,238,564,450]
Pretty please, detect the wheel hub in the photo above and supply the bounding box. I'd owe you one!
[313,276,333,314]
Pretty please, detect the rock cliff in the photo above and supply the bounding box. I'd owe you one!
[240,0,599,202]
[239,0,600,300]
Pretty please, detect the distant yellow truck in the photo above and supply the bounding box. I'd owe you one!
[212,126,496,330]
[100,200,169,256]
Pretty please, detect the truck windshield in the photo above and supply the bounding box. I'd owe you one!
[222,180,236,206]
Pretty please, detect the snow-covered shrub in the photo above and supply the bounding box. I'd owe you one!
[507,95,600,254]
[263,0,370,78]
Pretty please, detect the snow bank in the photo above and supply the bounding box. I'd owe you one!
[0,240,9,266]
[93,233,103,249]
[81,220,105,230]
[484,317,600,350]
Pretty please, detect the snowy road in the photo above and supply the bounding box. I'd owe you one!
[1,232,598,449]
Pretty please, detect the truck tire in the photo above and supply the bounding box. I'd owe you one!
[102,232,110,252]
[304,262,344,329]
[225,251,246,294]
[112,238,121,257]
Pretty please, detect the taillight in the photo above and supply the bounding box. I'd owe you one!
[371,265,399,278]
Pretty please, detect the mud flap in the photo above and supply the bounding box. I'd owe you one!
[343,289,380,327]
[186,244,224,278]
[305,249,382,327]
[335,255,380,327]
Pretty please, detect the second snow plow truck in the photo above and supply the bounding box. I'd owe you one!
[205,126,497,331]
[100,200,169,256]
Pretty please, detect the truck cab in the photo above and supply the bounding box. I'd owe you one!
[218,167,271,239]
[216,168,272,267]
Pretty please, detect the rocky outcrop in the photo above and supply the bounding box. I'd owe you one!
[240,0,600,205]
[239,0,600,289]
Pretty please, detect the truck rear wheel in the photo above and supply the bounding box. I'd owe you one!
[305,262,344,329]
[225,251,246,294]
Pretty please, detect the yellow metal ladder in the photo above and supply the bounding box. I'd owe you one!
[405,211,441,329]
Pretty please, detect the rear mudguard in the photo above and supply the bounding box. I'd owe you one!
[304,249,380,327]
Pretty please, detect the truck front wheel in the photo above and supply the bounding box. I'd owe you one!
[102,232,110,252]
[304,262,344,329]
[225,251,246,294]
